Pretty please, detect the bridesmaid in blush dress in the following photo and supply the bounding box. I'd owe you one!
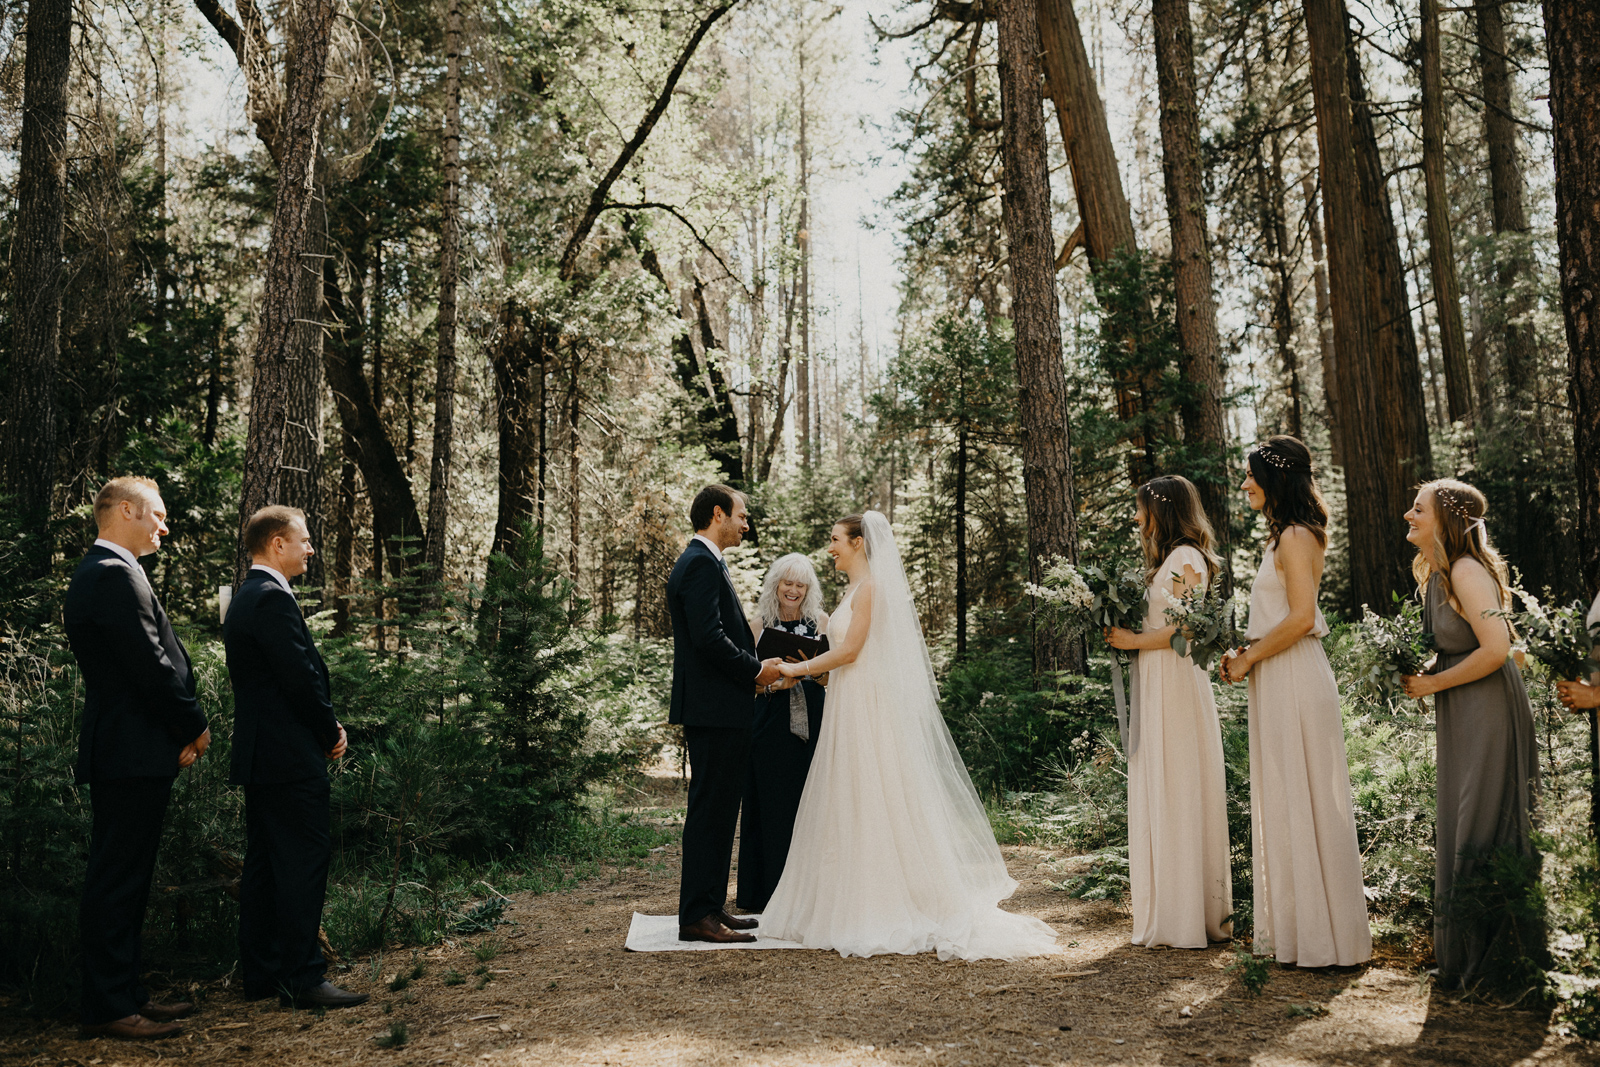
[1105,475,1232,949]
[1399,479,1543,989]
[1222,436,1371,968]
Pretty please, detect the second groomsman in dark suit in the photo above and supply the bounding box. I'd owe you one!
[65,476,210,1040]
[223,505,366,1008]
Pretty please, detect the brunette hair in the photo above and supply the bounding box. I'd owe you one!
[690,484,742,531]
[1410,478,1512,611]
[835,513,866,555]
[1136,475,1222,586]
[243,505,306,558]
[93,476,160,527]
[1246,435,1328,548]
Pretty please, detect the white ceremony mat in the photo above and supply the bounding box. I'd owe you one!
[623,913,813,952]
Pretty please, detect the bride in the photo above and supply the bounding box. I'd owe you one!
[758,511,1060,960]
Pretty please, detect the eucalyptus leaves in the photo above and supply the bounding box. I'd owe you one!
[1161,582,1240,673]
[1351,595,1435,704]
[1498,593,1600,683]
[1026,557,1147,647]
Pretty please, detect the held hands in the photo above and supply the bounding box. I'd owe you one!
[1400,673,1443,700]
[326,723,348,760]
[1557,681,1600,711]
[1220,648,1253,684]
[178,727,212,768]
[1104,626,1141,652]
[755,658,784,687]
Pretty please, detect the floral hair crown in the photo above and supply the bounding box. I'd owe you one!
[1143,484,1173,505]
[1250,443,1311,473]
[1434,486,1488,540]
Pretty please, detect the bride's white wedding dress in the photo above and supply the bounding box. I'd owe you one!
[757,512,1060,960]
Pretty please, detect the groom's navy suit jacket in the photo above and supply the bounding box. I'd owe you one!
[223,570,341,785]
[64,545,207,784]
[667,538,761,729]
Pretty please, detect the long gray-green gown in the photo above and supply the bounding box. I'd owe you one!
[1425,573,1543,988]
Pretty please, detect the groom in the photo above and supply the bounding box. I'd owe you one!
[668,485,783,943]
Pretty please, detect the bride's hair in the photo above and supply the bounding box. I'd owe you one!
[1136,475,1221,586]
[835,513,866,551]
[756,553,824,626]
[1247,434,1328,548]
[1411,478,1511,611]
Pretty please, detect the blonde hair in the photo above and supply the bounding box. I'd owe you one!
[1411,478,1511,611]
[1136,475,1222,586]
[93,476,160,527]
[756,553,824,627]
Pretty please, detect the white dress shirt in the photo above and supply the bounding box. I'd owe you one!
[94,538,149,588]
[692,533,724,561]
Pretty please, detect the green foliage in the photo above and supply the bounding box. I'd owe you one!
[1162,585,1241,673]
[1226,945,1272,997]
[1051,846,1131,901]
[1350,594,1436,704]
[373,1021,410,1049]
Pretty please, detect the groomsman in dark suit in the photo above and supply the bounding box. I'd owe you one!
[65,477,210,1040]
[667,485,783,943]
[223,505,366,1008]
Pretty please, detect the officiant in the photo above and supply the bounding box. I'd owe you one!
[736,553,830,913]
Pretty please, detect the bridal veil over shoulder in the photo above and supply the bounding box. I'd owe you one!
[758,512,1060,960]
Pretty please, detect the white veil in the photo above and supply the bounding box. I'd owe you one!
[759,511,1060,960]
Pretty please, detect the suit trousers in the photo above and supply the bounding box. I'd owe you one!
[80,776,174,1025]
[240,777,331,996]
[679,725,752,925]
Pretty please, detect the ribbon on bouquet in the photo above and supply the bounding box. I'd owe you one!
[1111,651,1142,757]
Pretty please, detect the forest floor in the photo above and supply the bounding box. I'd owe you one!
[3,770,1596,1067]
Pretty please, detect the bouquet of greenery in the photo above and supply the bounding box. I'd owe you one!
[1162,582,1239,673]
[1351,594,1435,704]
[1025,557,1147,645]
[1499,593,1600,682]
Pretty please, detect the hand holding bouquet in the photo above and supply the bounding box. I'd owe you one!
[1351,595,1435,707]
[1161,582,1239,673]
[1498,592,1600,683]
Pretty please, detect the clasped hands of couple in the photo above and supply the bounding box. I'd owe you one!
[756,654,818,695]
[1102,624,1260,684]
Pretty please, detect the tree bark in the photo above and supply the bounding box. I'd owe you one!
[1476,0,1537,403]
[1543,0,1600,601]
[997,0,1082,675]
[1301,169,1342,467]
[2,0,71,571]
[235,0,337,582]
[1421,0,1474,423]
[1152,0,1229,560]
[1305,0,1418,613]
[276,182,328,598]
[426,0,462,582]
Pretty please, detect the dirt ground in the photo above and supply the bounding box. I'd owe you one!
[4,774,1597,1067]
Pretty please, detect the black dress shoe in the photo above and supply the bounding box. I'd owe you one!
[138,1000,195,1021]
[281,981,370,1008]
[78,1015,184,1040]
[717,910,758,931]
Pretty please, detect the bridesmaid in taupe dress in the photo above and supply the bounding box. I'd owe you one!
[1400,478,1543,990]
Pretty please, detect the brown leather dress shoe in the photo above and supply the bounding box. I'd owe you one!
[717,910,758,931]
[79,1015,184,1041]
[138,1000,195,1021]
[678,915,757,944]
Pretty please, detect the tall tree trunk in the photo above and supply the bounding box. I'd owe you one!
[1152,0,1229,560]
[277,181,328,599]
[1346,19,1433,492]
[2,0,70,574]
[1544,1,1600,596]
[1034,0,1161,484]
[1476,0,1537,403]
[235,0,337,582]
[997,0,1082,675]
[426,0,462,582]
[954,423,969,661]
[798,66,813,473]
[1420,0,1474,423]
[692,279,746,483]
[1542,0,1600,834]
[1304,0,1415,613]
[1262,130,1303,439]
[1301,169,1342,466]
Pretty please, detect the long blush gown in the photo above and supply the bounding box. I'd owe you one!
[1128,545,1233,948]
[1245,542,1372,967]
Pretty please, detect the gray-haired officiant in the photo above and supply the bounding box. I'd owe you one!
[736,553,830,914]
